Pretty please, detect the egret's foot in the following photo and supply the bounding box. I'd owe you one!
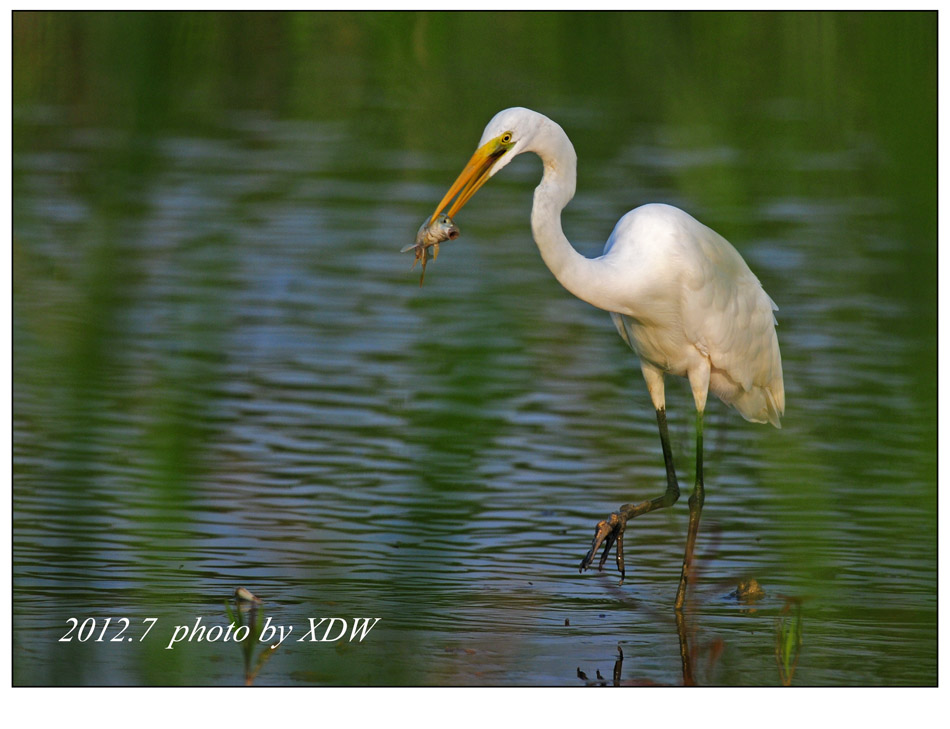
[579,510,628,583]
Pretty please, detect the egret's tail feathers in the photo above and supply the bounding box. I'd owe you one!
[765,386,784,429]
[732,385,784,429]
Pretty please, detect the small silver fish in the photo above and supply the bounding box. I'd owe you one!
[401,213,460,286]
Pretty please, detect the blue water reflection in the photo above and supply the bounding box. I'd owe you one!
[13,12,935,686]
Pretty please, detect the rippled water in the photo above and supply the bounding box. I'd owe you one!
[13,13,936,686]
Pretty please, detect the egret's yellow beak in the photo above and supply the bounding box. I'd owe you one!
[431,134,513,223]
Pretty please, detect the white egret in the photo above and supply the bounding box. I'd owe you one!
[426,108,784,609]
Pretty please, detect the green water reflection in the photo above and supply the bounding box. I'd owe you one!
[13,11,936,685]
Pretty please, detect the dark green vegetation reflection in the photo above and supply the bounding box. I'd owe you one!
[13,12,935,685]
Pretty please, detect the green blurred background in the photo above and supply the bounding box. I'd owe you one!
[13,11,936,685]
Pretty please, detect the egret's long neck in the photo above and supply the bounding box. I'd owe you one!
[528,127,617,313]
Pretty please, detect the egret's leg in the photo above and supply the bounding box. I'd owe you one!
[675,605,696,686]
[674,410,705,610]
[579,407,680,581]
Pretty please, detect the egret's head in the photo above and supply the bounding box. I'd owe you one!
[431,107,548,222]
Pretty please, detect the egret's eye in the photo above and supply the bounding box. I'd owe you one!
[501,133,513,144]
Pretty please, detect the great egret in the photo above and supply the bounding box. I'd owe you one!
[426,107,784,609]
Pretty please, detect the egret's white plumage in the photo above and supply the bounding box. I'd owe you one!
[468,107,784,427]
[606,205,784,428]
[429,107,784,606]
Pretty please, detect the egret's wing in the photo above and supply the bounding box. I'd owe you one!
[680,224,785,427]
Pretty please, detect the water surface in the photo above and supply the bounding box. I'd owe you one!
[13,11,936,685]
